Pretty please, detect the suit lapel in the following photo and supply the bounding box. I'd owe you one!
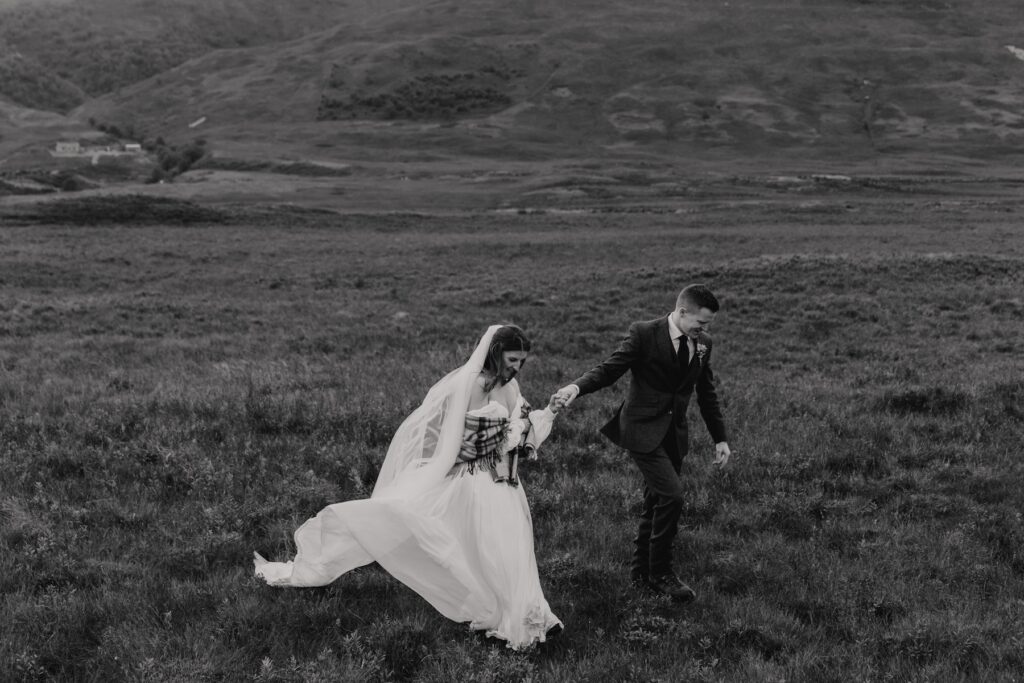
[685,338,698,370]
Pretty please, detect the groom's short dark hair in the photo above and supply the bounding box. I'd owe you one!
[677,284,720,312]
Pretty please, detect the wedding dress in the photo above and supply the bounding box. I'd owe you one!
[254,325,562,649]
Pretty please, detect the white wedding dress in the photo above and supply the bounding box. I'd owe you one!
[255,326,562,650]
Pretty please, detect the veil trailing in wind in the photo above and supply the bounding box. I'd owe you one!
[370,324,501,500]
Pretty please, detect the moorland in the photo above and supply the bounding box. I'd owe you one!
[1,186,1023,681]
[2,0,1024,681]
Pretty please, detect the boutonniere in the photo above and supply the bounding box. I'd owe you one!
[696,342,708,364]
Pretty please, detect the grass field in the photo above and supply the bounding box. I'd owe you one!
[1,188,1023,682]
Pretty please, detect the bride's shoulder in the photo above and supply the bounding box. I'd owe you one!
[470,374,489,399]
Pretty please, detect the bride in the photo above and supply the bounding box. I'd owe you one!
[254,324,564,649]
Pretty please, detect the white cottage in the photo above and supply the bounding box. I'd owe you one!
[54,141,81,154]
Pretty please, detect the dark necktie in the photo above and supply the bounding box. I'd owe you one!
[678,336,689,367]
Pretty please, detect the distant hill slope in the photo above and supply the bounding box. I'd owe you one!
[69,0,1024,160]
[0,0,391,111]
[0,38,85,113]
[0,98,93,170]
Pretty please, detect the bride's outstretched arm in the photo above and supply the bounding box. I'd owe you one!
[521,395,559,459]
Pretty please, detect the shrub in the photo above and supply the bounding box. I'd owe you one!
[879,386,970,415]
[319,72,512,121]
[13,195,225,225]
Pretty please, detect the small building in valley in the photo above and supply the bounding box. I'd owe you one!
[54,141,81,155]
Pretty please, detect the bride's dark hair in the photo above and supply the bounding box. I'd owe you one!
[481,325,532,393]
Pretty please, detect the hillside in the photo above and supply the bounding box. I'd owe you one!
[69,0,1024,163]
[0,98,85,164]
[0,38,85,113]
[0,0,384,111]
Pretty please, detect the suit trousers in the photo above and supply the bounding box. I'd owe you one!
[628,435,684,577]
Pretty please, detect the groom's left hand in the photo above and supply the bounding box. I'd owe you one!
[712,442,731,467]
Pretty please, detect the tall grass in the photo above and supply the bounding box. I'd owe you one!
[1,201,1023,681]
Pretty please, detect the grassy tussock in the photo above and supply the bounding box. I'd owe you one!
[1,205,1023,680]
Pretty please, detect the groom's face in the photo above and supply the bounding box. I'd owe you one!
[676,306,716,338]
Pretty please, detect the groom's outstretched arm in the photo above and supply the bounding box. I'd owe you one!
[559,322,641,402]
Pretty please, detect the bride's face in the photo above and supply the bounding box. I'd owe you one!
[500,351,529,383]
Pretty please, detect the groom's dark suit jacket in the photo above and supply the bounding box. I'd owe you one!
[573,316,727,455]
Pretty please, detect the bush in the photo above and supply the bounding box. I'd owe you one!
[13,195,225,225]
[879,386,970,415]
[319,72,512,121]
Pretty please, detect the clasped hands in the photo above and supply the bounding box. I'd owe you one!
[546,384,578,414]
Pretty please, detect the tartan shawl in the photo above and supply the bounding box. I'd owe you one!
[457,414,509,463]
[455,400,534,486]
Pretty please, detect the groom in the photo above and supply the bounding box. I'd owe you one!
[555,284,731,602]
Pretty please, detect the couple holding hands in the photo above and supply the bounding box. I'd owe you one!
[255,284,732,650]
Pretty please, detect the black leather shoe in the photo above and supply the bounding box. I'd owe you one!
[629,570,649,588]
[648,573,697,603]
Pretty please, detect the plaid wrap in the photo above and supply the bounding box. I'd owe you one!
[455,414,521,486]
[457,415,509,463]
[453,399,541,486]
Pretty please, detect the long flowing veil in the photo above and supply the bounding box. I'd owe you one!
[371,324,501,500]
